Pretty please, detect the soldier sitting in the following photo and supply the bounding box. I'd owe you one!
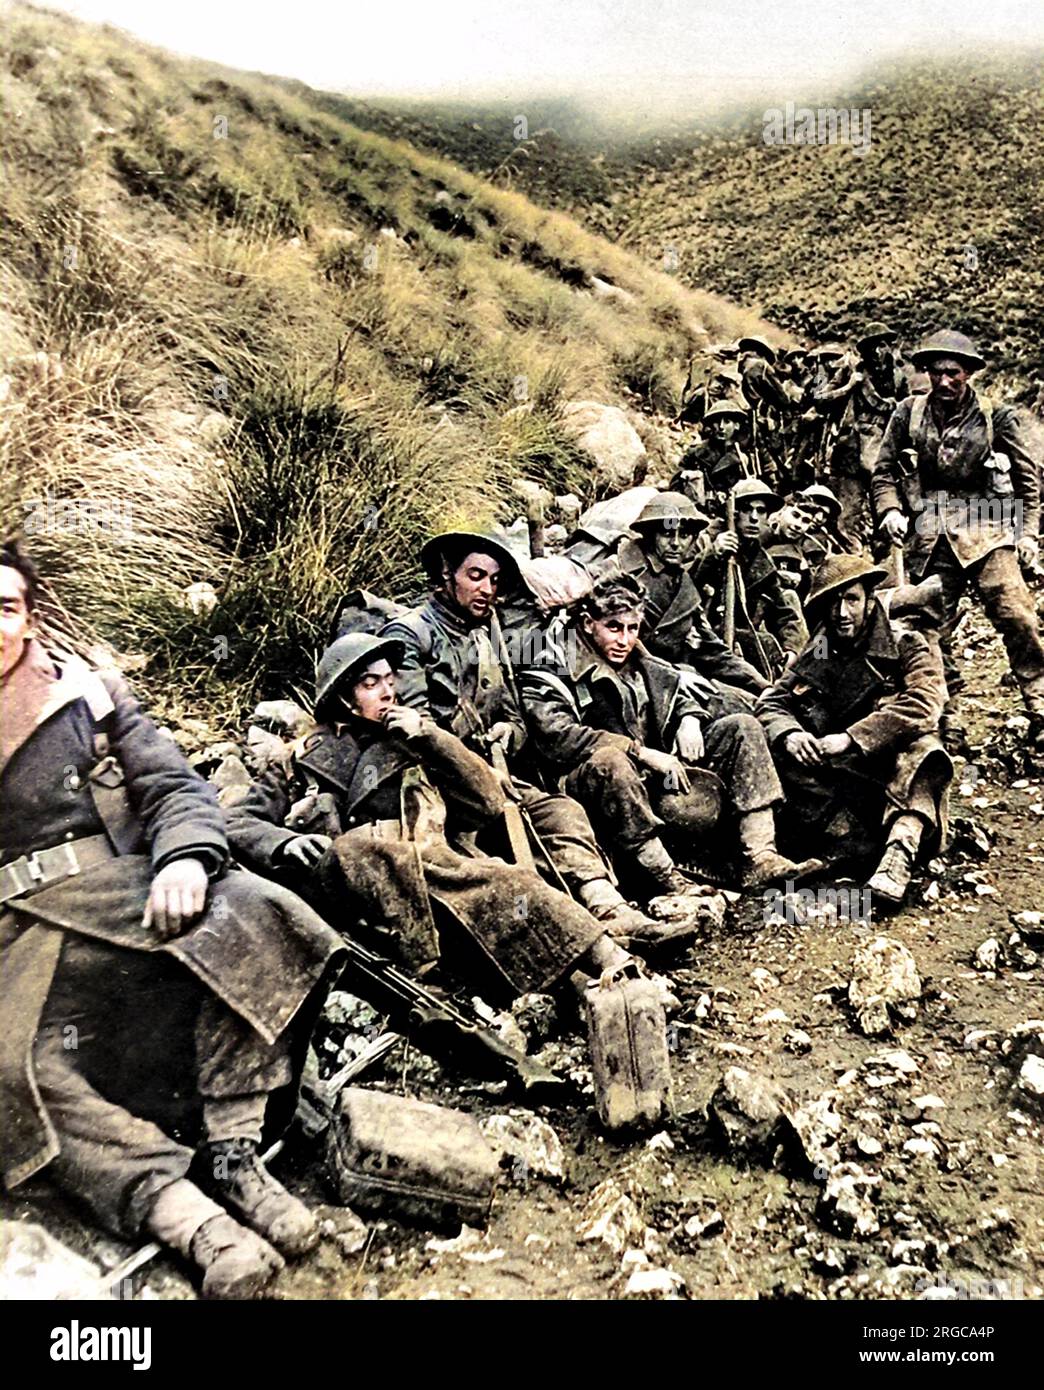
[756,554,953,906]
[519,574,819,894]
[225,634,673,1127]
[0,544,345,1298]
[377,530,683,952]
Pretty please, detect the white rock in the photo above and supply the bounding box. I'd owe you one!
[576,1179,648,1254]
[0,1223,107,1300]
[848,937,921,1036]
[1017,1054,1044,1100]
[561,401,646,488]
[480,1112,566,1184]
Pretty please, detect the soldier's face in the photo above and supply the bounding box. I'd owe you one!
[0,566,33,677]
[776,505,811,540]
[650,522,698,570]
[447,551,500,623]
[710,418,740,442]
[829,583,870,642]
[583,608,642,666]
[927,357,970,404]
[347,659,397,722]
[736,501,769,541]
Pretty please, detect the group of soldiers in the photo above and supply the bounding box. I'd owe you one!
[2,325,1042,1299]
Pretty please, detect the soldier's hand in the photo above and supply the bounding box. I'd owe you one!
[785,731,823,767]
[282,834,333,870]
[1017,536,1039,568]
[144,857,209,939]
[713,530,740,556]
[383,705,426,739]
[639,747,692,794]
[674,715,705,763]
[881,509,909,543]
[816,732,854,758]
[486,721,515,750]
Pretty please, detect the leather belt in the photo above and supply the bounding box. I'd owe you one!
[0,834,115,905]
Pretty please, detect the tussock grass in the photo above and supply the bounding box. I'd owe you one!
[1,1,771,719]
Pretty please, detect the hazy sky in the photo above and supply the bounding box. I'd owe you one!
[52,0,1044,103]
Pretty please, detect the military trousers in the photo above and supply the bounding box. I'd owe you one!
[564,713,782,854]
[929,540,1044,717]
[32,935,292,1238]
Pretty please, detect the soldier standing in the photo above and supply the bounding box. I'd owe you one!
[871,330,1044,748]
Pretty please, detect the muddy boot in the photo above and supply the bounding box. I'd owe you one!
[738,809,824,888]
[579,877,698,955]
[145,1177,284,1300]
[866,814,924,907]
[194,1139,319,1258]
[866,841,915,907]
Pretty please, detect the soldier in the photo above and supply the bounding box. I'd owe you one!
[223,634,672,1123]
[678,343,744,427]
[735,336,791,486]
[0,545,344,1298]
[795,482,857,564]
[695,477,809,678]
[756,554,953,906]
[871,330,1044,748]
[519,574,818,893]
[671,400,754,517]
[765,541,812,605]
[377,531,681,952]
[587,492,771,702]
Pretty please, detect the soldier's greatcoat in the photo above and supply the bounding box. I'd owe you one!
[755,604,952,853]
[871,389,1040,576]
[0,642,341,1191]
[225,715,602,997]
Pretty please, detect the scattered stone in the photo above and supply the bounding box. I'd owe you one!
[210,753,252,807]
[754,1008,790,1025]
[816,1163,880,1238]
[0,1222,106,1299]
[480,1112,566,1184]
[974,938,1003,971]
[848,936,921,1037]
[510,993,559,1048]
[647,892,727,931]
[784,1029,813,1054]
[576,1179,650,1255]
[245,724,290,773]
[856,1134,883,1157]
[707,1067,791,1161]
[785,1090,845,1173]
[620,1260,686,1299]
[1017,1054,1044,1102]
[252,699,313,737]
[682,1210,725,1240]
[179,580,218,615]
[561,400,646,489]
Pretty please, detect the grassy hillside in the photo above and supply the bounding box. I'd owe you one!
[598,55,1044,391]
[0,1,769,722]
[340,56,1044,392]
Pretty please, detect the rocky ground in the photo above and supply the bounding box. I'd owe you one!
[3,603,1042,1303]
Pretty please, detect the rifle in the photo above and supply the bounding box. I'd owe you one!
[723,491,738,650]
[335,934,563,1098]
[489,741,536,871]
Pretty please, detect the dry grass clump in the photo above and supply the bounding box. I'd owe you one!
[1,1,773,716]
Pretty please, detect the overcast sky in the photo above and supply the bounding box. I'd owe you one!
[52,0,1044,104]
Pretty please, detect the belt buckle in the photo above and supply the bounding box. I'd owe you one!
[24,852,45,884]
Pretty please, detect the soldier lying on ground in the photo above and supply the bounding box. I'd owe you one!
[224,634,674,1125]
[0,544,345,1298]
[518,574,820,894]
[756,554,953,906]
[376,530,690,954]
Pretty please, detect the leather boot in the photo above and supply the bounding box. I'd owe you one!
[145,1177,284,1300]
[738,809,823,888]
[194,1139,319,1258]
[579,877,697,954]
[866,840,915,906]
[634,837,691,894]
